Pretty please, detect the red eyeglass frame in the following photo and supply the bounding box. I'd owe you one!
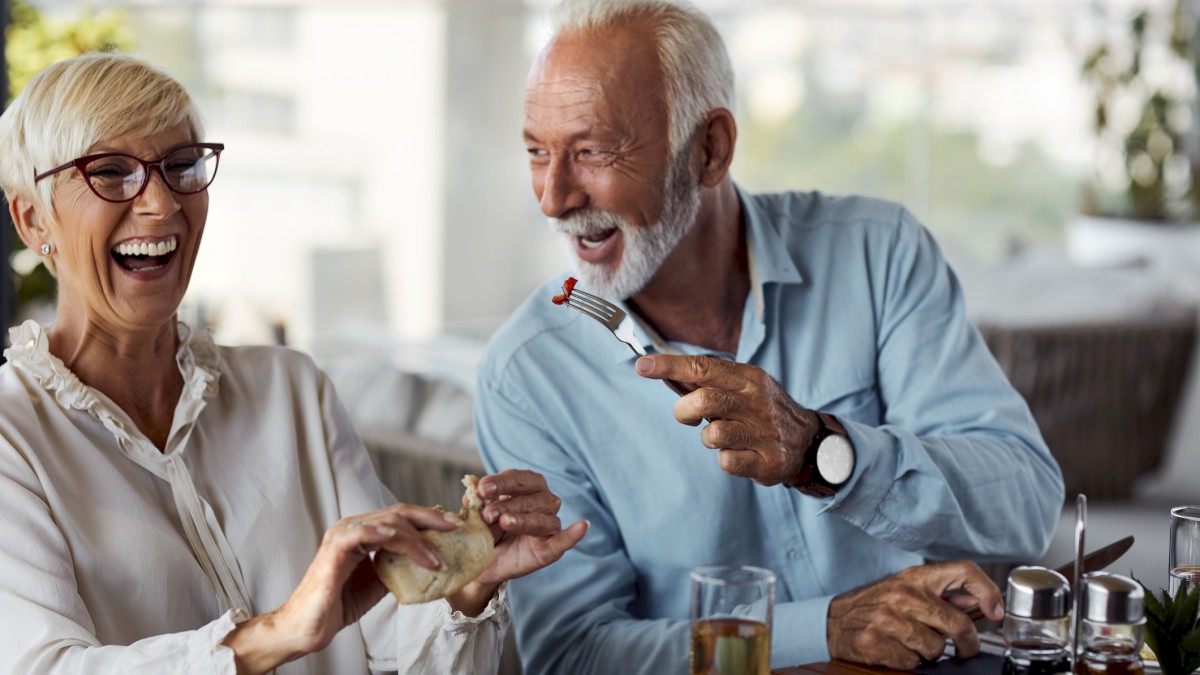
[33,142,225,203]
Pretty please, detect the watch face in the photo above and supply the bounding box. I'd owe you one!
[816,435,855,485]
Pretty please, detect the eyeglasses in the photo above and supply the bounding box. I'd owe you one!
[33,142,224,203]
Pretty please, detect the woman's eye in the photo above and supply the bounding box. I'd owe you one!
[87,164,127,178]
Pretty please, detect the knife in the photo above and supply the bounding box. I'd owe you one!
[962,534,1135,621]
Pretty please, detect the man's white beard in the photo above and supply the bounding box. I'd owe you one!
[549,150,701,300]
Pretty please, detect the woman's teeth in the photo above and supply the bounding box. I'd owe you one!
[114,237,178,257]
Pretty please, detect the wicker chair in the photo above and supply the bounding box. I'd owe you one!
[978,313,1197,502]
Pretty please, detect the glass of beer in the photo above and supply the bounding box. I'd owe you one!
[1170,506,1200,596]
[689,564,775,675]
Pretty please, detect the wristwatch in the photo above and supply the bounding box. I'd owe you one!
[789,411,856,498]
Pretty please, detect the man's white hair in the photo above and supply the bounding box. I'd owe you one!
[551,0,735,154]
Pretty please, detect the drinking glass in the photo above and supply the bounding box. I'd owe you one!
[689,565,775,675]
[1169,505,1200,596]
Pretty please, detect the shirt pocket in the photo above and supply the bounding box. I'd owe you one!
[798,371,880,425]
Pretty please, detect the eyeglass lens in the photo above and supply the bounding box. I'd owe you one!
[83,146,219,201]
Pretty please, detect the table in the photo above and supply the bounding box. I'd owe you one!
[774,661,906,675]
[774,653,1004,675]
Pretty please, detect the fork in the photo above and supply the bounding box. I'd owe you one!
[565,288,694,398]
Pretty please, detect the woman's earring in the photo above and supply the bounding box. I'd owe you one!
[40,243,51,255]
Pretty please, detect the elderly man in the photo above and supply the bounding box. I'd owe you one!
[476,0,1064,672]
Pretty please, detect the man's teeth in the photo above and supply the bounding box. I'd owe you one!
[580,230,615,249]
[115,237,178,256]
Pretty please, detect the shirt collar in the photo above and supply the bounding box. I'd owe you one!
[737,183,805,290]
[615,184,804,361]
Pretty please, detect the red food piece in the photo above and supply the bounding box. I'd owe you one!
[551,277,578,305]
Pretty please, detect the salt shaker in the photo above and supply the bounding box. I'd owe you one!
[1002,566,1073,675]
[1079,572,1145,675]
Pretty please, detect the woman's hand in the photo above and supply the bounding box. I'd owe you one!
[448,469,587,616]
[222,503,461,675]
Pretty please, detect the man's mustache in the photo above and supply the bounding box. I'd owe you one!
[551,210,626,237]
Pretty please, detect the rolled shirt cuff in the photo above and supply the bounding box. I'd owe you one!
[771,595,833,669]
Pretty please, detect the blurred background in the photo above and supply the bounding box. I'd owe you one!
[3,0,1199,595]
[3,0,1148,345]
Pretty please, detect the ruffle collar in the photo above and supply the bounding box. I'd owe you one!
[3,320,221,450]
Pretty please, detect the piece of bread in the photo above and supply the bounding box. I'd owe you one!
[373,475,494,604]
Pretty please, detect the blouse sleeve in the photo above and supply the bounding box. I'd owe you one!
[315,370,510,673]
[366,585,511,674]
[0,439,243,674]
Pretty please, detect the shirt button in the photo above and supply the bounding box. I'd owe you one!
[787,549,799,559]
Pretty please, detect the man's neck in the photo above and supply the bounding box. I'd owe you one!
[629,181,749,355]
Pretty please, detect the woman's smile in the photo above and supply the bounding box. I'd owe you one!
[111,233,180,277]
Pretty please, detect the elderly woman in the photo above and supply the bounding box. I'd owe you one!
[0,52,586,675]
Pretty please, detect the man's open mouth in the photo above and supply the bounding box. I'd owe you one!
[111,234,179,272]
[579,228,618,249]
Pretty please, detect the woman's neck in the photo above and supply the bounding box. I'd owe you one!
[47,316,183,451]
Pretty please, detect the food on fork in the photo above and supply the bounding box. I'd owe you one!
[551,277,578,305]
[373,475,494,604]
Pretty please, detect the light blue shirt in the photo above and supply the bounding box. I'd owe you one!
[475,187,1064,674]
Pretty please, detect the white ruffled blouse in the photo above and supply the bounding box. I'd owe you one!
[0,320,507,675]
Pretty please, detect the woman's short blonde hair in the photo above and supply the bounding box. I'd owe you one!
[0,51,204,218]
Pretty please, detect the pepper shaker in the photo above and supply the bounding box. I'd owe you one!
[1002,566,1073,675]
[1078,572,1145,675]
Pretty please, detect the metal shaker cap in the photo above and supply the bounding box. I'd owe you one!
[1006,566,1071,618]
[1082,572,1144,624]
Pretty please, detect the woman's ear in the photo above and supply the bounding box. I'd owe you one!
[694,108,737,188]
[9,194,47,251]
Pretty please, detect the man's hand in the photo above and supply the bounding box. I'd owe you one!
[827,561,1006,670]
[474,469,588,585]
[635,354,819,486]
[446,470,587,615]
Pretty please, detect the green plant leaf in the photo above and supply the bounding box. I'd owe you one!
[1173,588,1199,633]
[1137,578,1200,675]
[1146,589,1167,620]
[1183,630,1200,653]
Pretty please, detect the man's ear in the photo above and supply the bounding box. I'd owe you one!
[9,194,47,251]
[694,108,737,188]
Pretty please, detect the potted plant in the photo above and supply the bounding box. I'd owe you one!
[1067,0,1200,267]
[1140,579,1200,675]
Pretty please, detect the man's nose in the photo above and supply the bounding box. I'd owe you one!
[537,157,587,218]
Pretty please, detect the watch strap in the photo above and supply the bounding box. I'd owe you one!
[789,412,849,498]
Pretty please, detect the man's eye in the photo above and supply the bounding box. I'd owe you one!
[577,149,614,161]
[527,148,549,162]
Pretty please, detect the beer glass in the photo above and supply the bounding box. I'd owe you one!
[1169,506,1200,596]
[689,565,775,675]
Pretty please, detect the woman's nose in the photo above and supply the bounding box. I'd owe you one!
[133,168,181,217]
